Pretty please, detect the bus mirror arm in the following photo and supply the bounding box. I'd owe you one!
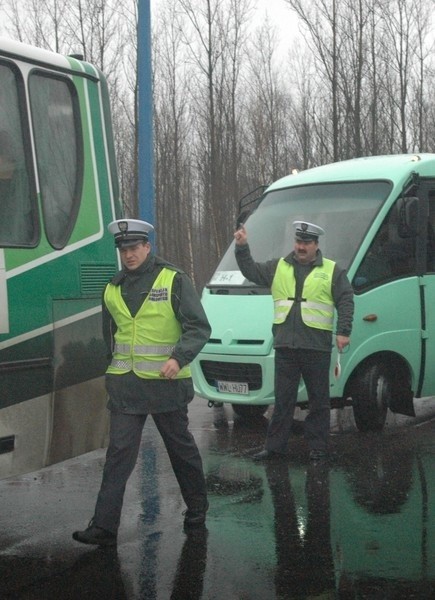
[235,184,269,228]
[236,209,250,229]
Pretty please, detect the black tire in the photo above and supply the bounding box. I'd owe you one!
[232,404,269,419]
[351,363,390,432]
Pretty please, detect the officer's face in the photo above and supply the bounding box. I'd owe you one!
[119,241,151,270]
[294,238,318,264]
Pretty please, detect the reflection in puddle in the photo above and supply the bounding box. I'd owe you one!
[203,415,435,598]
[2,401,433,598]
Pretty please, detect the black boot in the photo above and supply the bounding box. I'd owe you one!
[72,519,117,546]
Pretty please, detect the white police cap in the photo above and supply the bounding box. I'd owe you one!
[293,221,325,241]
[108,219,154,248]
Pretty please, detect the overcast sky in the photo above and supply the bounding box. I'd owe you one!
[253,0,300,52]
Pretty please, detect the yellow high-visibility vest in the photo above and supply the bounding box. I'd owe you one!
[104,268,191,379]
[271,258,335,330]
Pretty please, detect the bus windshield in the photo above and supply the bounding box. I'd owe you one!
[210,180,391,286]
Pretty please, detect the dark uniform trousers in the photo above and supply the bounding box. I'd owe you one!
[265,348,331,454]
[93,407,207,534]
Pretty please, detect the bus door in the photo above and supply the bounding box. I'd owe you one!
[352,199,421,417]
[417,187,435,397]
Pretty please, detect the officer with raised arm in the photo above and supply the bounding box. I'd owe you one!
[234,221,354,462]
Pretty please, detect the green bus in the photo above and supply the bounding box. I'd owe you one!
[192,154,435,430]
[0,37,122,477]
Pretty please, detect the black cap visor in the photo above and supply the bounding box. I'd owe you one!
[115,234,148,248]
[295,232,318,242]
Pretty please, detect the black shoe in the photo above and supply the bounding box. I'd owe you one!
[72,521,117,547]
[183,502,209,530]
[252,449,288,462]
[309,449,328,462]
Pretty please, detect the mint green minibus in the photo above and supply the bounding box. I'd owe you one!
[191,154,435,431]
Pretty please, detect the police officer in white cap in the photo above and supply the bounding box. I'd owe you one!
[234,220,354,462]
[73,218,211,546]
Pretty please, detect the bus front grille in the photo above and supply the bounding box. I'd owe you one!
[199,360,262,390]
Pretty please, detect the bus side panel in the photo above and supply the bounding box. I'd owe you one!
[0,392,53,477]
[81,74,118,225]
[48,300,109,465]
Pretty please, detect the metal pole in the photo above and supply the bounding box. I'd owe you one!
[137,0,155,240]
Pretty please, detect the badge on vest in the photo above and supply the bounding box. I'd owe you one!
[149,287,169,301]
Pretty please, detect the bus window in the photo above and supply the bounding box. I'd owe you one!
[29,72,83,249]
[353,204,416,291]
[213,181,391,282]
[0,63,36,247]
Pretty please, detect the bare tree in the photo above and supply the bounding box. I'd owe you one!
[380,0,415,152]
[287,46,317,170]
[153,0,196,277]
[175,0,252,281]
[244,18,296,182]
[5,0,70,50]
[404,0,433,151]
[285,0,343,162]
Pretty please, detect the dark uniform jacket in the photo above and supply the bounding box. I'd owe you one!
[102,254,211,414]
[235,244,354,353]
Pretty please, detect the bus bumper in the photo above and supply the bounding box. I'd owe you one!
[191,352,276,406]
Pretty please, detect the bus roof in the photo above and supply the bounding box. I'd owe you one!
[268,154,435,191]
[0,36,98,78]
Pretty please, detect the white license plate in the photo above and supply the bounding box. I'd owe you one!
[216,380,249,395]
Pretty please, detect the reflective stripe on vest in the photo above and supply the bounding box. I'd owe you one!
[114,343,176,356]
[271,257,335,330]
[104,268,191,379]
[110,359,169,371]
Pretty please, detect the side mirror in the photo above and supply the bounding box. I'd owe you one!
[397,196,418,238]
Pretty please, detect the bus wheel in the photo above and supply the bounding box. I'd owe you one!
[232,404,269,419]
[351,363,390,432]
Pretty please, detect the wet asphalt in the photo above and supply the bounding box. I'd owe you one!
[0,397,434,599]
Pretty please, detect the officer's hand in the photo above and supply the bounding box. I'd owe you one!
[234,224,247,245]
[336,335,350,352]
[160,358,181,379]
